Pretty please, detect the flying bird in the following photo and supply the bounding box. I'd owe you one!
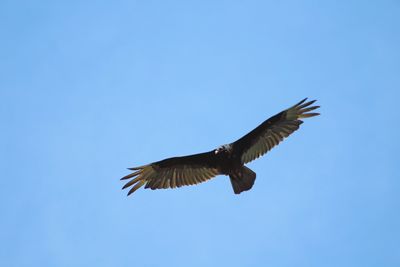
[121,98,320,195]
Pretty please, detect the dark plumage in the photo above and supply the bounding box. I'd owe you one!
[121,98,320,195]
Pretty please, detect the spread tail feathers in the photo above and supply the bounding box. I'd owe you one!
[229,166,256,194]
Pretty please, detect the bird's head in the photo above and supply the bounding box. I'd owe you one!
[214,144,232,155]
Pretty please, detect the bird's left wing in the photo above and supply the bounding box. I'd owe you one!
[121,151,221,195]
[232,98,320,164]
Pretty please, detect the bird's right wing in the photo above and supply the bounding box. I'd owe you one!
[232,98,320,164]
[121,151,221,195]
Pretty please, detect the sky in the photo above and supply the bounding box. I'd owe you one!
[1,1,399,266]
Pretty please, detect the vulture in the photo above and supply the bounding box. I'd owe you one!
[121,98,320,195]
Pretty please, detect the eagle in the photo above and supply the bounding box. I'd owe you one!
[121,98,320,195]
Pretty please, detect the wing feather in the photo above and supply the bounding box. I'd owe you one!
[233,98,320,164]
[121,151,221,195]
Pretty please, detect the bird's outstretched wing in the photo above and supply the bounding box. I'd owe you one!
[121,151,221,195]
[232,98,320,164]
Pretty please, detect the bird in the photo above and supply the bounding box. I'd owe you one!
[121,98,320,196]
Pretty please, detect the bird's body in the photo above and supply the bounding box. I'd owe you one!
[121,98,320,195]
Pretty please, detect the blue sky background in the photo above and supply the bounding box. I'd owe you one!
[1,1,399,266]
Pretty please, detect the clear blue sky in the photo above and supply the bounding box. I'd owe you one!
[1,1,399,266]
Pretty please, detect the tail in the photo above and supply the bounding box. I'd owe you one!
[229,166,256,194]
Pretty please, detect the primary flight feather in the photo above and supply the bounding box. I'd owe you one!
[121,98,320,195]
